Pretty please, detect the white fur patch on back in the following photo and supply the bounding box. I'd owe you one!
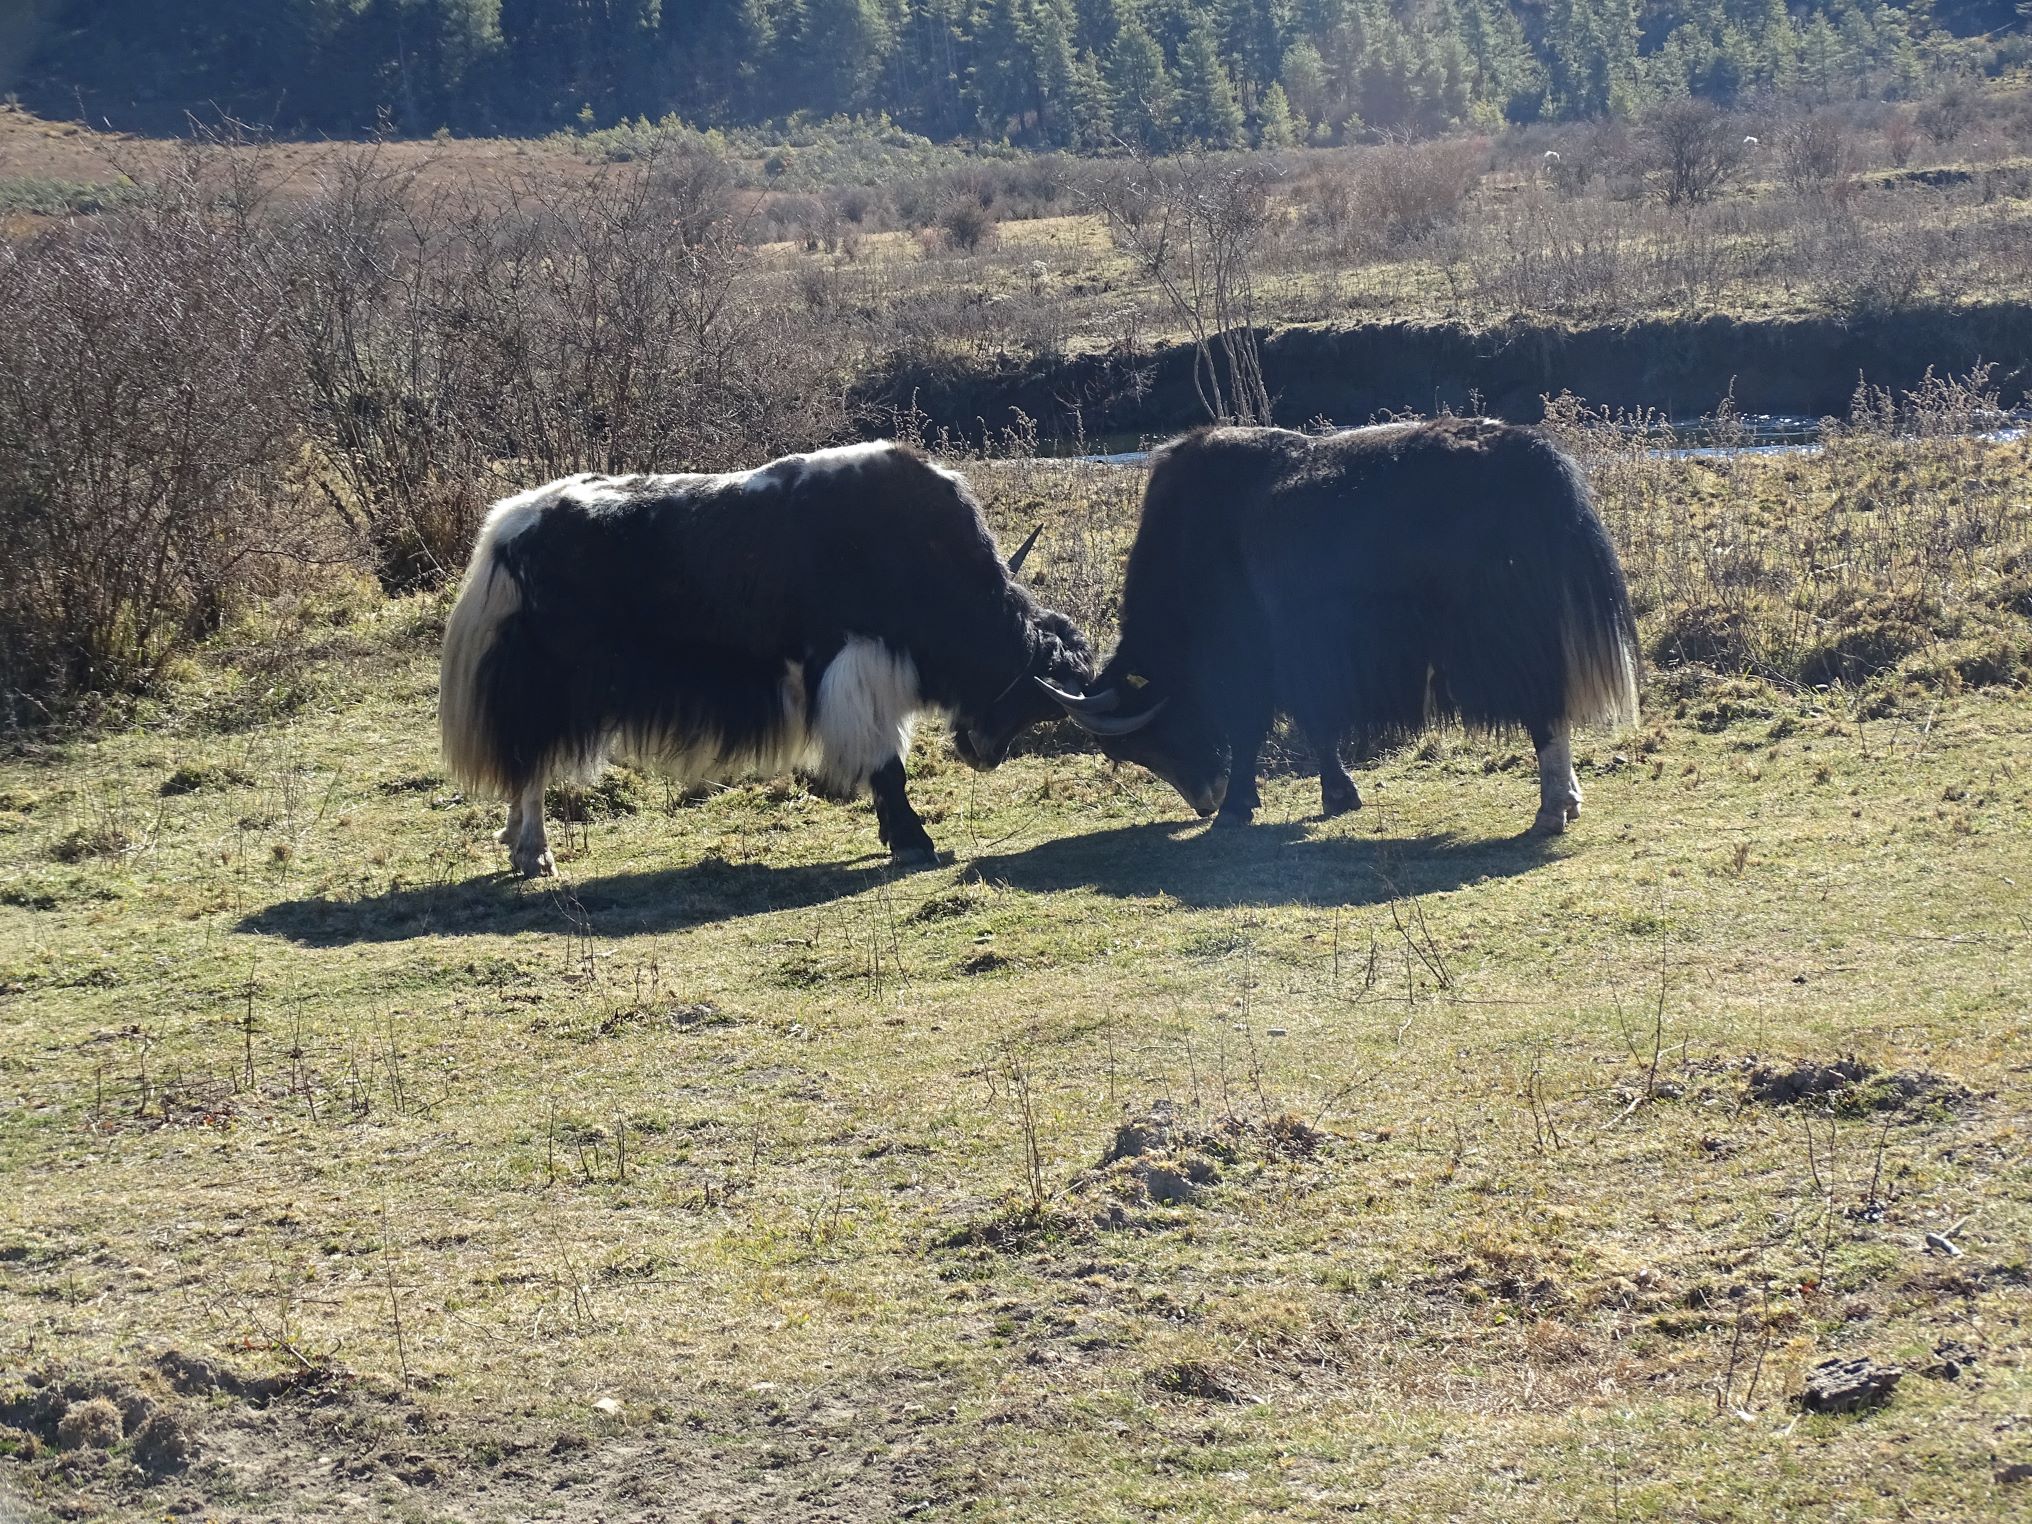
[558,475,641,511]
[808,636,922,794]
[742,440,898,495]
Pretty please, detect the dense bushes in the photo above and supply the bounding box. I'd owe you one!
[0,158,312,721]
[0,143,848,722]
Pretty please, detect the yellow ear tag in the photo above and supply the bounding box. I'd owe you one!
[1125,673,1149,690]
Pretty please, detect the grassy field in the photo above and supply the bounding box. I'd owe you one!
[4,434,2032,1522]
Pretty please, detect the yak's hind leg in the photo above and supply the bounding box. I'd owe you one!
[870,757,937,867]
[507,775,555,877]
[1308,724,1361,817]
[1528,719,1582,834]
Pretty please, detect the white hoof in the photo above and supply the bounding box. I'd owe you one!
[1533,795,1580,834]
[510,846,555,878]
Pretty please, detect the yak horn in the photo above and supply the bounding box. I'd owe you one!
[1033,678,1166,736]
[1007,524,1043,575]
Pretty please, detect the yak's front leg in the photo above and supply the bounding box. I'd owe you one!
[1528,719,1582,834]
[506,776,556,877]
[870,757,937,866]
[1211,689,1272,829]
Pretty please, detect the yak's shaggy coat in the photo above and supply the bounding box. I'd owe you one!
[1039,418,1639,833]
[440,442,1088,875]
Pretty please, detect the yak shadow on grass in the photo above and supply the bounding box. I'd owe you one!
[969,818,1560,909]
[241,820,1560,947]
[238,853,899,947]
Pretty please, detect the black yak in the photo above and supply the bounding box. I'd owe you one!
[439,442,1092,875]
[1036,419,1639,834]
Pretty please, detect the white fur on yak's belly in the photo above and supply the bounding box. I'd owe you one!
[613,635,925,799]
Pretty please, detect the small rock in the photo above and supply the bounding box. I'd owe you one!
[1799,1356,1901,1413]
[592,1396,622,1417]
[1920,1340,1978,1382]
[1923,1231,1962,1257]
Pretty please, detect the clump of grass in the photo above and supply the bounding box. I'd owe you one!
[160,762,255,796]
[545,769,648,822]
[0,176,143,216]
[54,1397,121,1450]
[1547,369,2032,709]
[48,824,130,863]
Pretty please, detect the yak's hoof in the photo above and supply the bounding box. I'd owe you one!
[1531,801,1579,835]
[1211,806,1255,830]
[1322,787,1362,818]
[889,843,940,869]
[511,848,556,877]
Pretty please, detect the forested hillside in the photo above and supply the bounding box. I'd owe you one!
[8,0,2026,144]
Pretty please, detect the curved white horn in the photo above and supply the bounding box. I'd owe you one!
[1034,678,1166,735]
[1007,524,1043,575]
[1034,677,1119,715]
[1065,699,1166,736]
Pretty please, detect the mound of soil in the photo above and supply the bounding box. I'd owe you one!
[1745,1057,1975,1113]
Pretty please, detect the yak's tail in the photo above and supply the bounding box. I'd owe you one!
[438,498,534,800]
[1430,433,1641,740]
[1551,451,1641,731]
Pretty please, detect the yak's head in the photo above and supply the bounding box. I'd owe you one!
[951,529,1098,771]
[1032,662,1228,818]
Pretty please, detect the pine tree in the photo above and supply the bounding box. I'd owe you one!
[1065,47,1117,147]
[1174,9,1243,144]
[1255,80,1298,146]
[968,0,1031,140]
[1217,0,1289,107]
[782,0,895,119]
[663,0,769,122]
[1279,38,1328,135]
[1107,15,1174,149]
[1030,0,1083,145]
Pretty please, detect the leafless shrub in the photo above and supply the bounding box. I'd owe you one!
[1777,112,1856,203]
[834,185,878,225]
[262,152,494,591]
[936,197,996,253]
[1881,108,1918,169]
[1915,86,1976,147]
[1452,192,1632,319]
[1632,100,1747,208]
[277,154,844,589]
[1087,151,1273,424]
[1815,220,1953,318]
[1306,139,1484,255]
[0,149,315,720]
[648,144,737,245]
